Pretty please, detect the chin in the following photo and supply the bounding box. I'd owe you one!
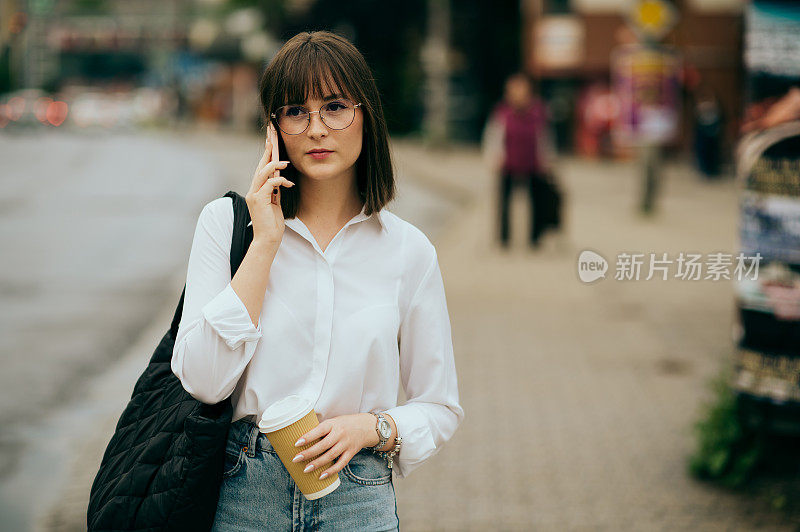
[300,161,357,182]
[300,166,340,181]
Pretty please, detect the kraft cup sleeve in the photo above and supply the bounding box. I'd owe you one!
[264,410,340,499]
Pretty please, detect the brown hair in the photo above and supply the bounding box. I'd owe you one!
[258,31,395,218]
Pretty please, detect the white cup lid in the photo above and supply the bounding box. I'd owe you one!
[258,395,313,433]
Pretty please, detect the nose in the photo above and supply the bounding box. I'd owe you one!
[306,110,328,139]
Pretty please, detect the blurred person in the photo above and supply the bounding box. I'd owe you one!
[482,72,554,249]
[575,80,617,158]
[693,87,725,177]
[171,31,464,530]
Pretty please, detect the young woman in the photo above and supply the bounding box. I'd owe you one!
[171,31,464,530]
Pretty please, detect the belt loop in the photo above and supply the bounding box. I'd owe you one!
[246,422,259,457]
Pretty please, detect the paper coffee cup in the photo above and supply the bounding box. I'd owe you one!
[258,395,340,500]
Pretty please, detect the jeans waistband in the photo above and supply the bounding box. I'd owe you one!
[228,417,276,457]
[227,417,382,462]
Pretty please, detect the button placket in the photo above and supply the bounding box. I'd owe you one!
[304,255,335,404]
[286,213,369,403]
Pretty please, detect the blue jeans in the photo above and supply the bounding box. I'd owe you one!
[211,418,400,531]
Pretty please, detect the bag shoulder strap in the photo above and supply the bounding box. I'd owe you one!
[169,191,253,338]
[225,190,254,275]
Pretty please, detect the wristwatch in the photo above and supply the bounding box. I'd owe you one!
[370,412,392,451]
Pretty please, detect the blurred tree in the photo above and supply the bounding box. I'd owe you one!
[450,0,521,142]
[241,0,520,139]
[283,0,427,135]
[66,0,109,15]
[225,0,289,34]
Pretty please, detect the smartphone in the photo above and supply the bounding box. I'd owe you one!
[270,122,281,180]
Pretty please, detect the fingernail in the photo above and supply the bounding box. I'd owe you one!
[295,438,305,446]
[292,454,303,463]
[303,464,315,473]
[319,472,328,480]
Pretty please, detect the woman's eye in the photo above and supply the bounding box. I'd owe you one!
[325,101,347,112]
[285,106,306,117]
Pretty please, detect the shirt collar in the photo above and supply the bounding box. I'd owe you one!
[354,204,388,235]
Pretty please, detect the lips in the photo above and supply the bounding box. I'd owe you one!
[307,149,333,154]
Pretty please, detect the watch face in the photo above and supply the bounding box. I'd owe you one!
[378,419,391,438]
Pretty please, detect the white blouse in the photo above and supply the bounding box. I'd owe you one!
[171,196,464,478]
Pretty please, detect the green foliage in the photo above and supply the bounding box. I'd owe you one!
[689,370,765,488]
[67,0,108,15]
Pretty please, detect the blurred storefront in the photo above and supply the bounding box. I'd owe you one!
[0,0,280,131]
[734,0,800,434]
[522,0,744,159]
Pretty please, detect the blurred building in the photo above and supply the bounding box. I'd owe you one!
[523,0,744,157]
[3,0,191,90]
[1,0,278,130]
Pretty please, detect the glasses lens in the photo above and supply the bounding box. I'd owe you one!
[320,99,355,130]
[276,105,308,134]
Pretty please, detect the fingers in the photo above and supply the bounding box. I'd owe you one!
[255,138,270,173]
[255,128,273,175]
[318,449,356,479]
[295,420,331,448]
[289,418,360,479]
[300,441,346,475]
[257,175,294,199]
[293,422,333,460]
[291,429,338,469]
[256,162,292,186]
[259,175,294,207]
[250,160,291,195]
[251,123,281,191]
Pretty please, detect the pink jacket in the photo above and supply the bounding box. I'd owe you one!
[490,98,547,174]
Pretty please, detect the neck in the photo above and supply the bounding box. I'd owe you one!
[296,170,364,227]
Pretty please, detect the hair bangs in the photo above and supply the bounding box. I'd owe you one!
[274,45,358,109]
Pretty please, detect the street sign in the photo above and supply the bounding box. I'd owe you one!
[628,0,677,41]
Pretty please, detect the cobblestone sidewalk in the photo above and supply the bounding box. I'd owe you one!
[389,142,796,531]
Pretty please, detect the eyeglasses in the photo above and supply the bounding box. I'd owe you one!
[271,98,362,135]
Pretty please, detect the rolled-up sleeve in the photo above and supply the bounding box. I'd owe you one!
[385,249,464,479]
[171,198,262,405]
[202,283,262,350]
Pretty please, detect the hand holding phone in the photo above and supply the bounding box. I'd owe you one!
[245,122,294,246]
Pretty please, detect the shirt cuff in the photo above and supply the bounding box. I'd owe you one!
[383,404,438,479]
[201,282,263,350]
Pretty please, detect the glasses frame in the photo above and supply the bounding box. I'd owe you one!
[270,99,363,135]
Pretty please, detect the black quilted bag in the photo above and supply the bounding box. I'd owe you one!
[88,191,254,531]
